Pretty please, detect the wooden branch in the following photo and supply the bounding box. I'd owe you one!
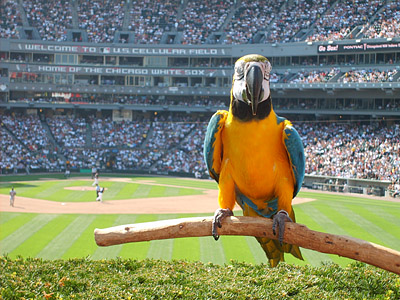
[94,216,400,275]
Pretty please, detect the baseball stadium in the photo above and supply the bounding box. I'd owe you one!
[1,0,400,298]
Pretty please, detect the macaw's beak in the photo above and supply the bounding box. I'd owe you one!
[245,64,263,116]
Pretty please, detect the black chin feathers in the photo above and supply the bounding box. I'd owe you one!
[231,96,272,121]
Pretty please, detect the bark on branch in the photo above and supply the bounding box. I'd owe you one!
[94,216,400,275]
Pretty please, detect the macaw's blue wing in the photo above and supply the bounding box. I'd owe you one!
[282,120,305,198]
[203,110,228,183]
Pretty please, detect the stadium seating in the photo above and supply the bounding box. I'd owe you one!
[1,113,399,184]
[1,0,399,43]
[1,0,399,194]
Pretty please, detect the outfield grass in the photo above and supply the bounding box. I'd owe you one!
[1,175,400,268]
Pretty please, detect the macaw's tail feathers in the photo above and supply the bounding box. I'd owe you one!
[256,237,303,267]
[243,204,303,267]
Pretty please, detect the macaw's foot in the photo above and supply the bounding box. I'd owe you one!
[272,210,293,245]
[212,208,233,241]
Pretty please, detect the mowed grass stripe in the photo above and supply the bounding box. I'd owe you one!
[34,181,76,199]
[42,188,78,202]
[145,177,218,190]
[320,201,377,240]
[361,203,400,230]
[146,214,177,260]
[118,215,158,259]
[221,236,256,263]
[63,214,119,259]
[0,212,19,226]
[294,205,341,266]
[90,214,137,260]
[147,185,167,198]
[37,215,96,259]
[177,187,203,196]
[102,182,126,200]
[132,184,152,198]
[372,206,400,237]
[164,186,184,197]
[0,214,58,255]
[342,203,400,249]
[329,203,386,246]
[199,236,226,264]
[114,183,138,199]
[172,238,200,261]
[0,213,37,240]
[244,236,269,264]
[304,203,350,236]
[9,214,76,259]
[19,181,56,198]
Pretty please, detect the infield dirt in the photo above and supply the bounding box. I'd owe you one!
[0,177,315,214]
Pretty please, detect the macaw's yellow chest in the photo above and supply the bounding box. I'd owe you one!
[222,114,293,201]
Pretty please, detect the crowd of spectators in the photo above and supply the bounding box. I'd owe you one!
[299,121,400,182]
[0,126,30,172]
[0,0,21,39]
[78,0,125,43]
[223,0,281,44]
[2,114,50,151]
[47,115,87,148]
[90,116,150,148]
[265,0,333,44]
[23,0,72,41]
[289,68,340,83]
[128,0,179,44]
[179,0,233,45]
[1,113,399,186]
[306,0,384,42]
[1,113,63,172]
[338,69,398,83]
[360,2,400,39]
[1,0,399,44]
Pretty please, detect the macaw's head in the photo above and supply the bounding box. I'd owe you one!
[231,54,272,121]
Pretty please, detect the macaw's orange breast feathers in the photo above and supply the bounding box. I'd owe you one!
[203,110,228,183]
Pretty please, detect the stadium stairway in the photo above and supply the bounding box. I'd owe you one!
[148,122,199,170]
[121,0,132,31]
[1,124,30,152]
[328,71,342,83]
[16,0,29,27]
[85,121,93,148]
[71,0,79,29]
[140,123,154,149]
[300,0,341,41]
[40,119,67,162]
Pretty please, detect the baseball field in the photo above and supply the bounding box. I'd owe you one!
[1,173,400,267]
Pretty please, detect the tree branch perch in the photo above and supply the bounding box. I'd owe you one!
[94,216,400,275]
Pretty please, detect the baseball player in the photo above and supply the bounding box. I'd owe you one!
[92,172,99,186]
[96,187,105,202]
[9,187,16,207]
[95,183,100,197]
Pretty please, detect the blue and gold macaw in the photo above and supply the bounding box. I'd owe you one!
[203,54,305,267]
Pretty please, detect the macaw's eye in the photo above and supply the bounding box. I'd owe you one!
[264,73,270,81]
[235,66,244,80]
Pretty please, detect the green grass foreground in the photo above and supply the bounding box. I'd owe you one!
[1,257,399,300]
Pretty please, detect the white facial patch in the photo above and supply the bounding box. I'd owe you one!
[232,60,272,103]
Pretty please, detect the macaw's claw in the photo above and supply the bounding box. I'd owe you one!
[212,208,233,240]
[272,210,293,245]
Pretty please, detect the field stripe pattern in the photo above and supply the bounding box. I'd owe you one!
[1,176,400,267]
